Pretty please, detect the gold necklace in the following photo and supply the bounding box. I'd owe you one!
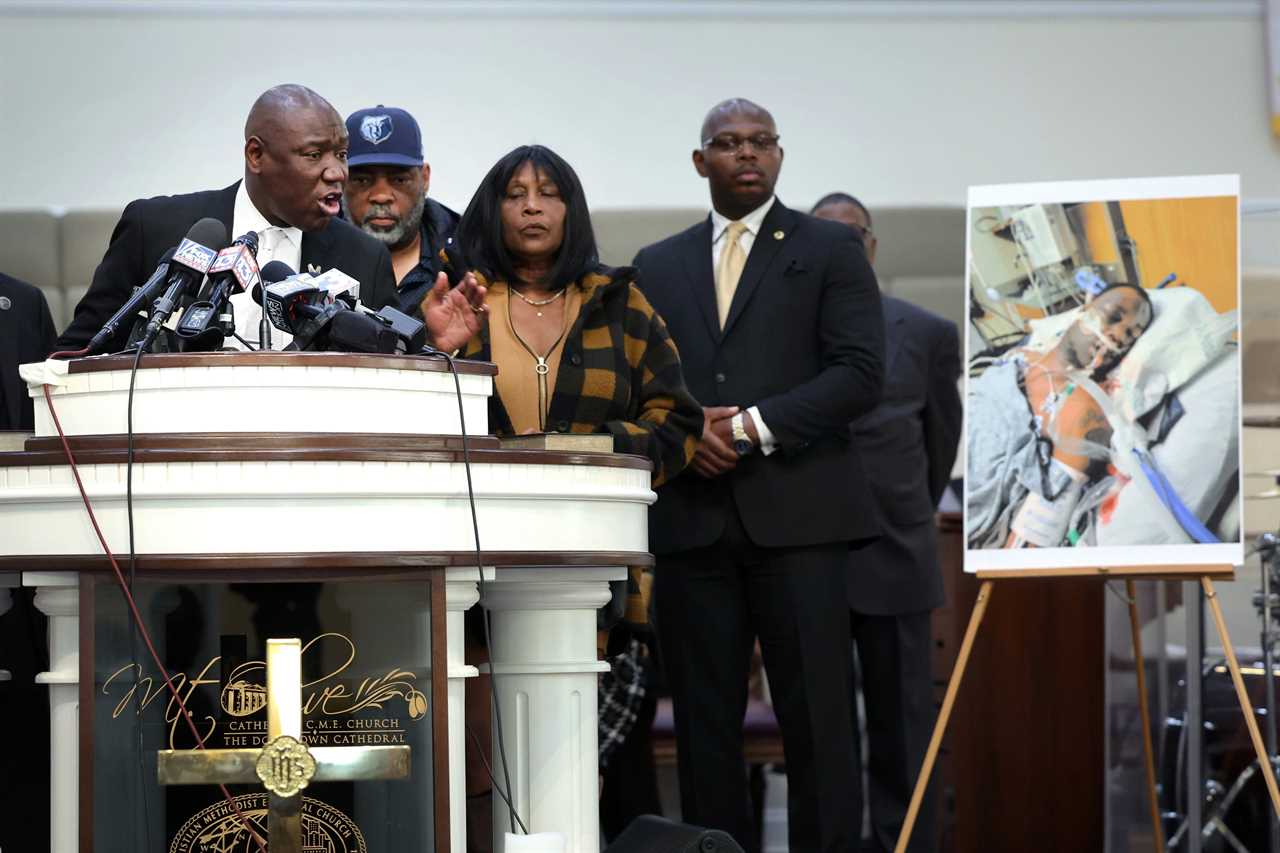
[511,285,565,316]
[507,288,572,431]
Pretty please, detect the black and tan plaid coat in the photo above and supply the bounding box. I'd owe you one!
[450,260,703,489]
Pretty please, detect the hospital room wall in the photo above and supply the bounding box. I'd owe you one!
[1117,196,1239,314]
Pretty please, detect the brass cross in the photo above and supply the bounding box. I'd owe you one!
[157,638,412,852]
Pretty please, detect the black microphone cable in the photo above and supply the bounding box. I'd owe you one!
[125,344,152,850]
[41,348,267,852]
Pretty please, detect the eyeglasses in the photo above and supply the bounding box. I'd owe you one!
[701,133,781,155]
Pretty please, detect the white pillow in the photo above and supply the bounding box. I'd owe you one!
[1110,287,1236,421]
[1096,352,1238,546]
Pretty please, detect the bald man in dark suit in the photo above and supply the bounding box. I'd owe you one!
[635,102,884,853]
[57,85,396,353]
[813,194,962,853]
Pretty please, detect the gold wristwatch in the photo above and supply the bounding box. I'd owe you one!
[731,412,753,457]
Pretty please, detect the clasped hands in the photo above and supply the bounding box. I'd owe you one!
[693,405,758,479]
[419,271,488,353]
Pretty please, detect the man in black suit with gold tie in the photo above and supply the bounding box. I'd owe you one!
[812,195,962,852]
[634,100,885,853]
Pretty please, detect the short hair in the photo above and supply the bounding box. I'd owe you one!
[1096,281,1152,315]
[810,192,872,227]
[700,98,774,145]
[454,145,599,291]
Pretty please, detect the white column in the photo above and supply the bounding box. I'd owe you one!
[0,572,16,683]
[27,571,80,853]
[444,567,487,853]
[481,566,622,853]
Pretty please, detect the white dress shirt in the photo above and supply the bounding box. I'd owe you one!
[709,196,779,455]
[226,181,302,350]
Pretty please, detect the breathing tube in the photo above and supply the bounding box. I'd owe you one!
[1070,374,1217,544]
[1130,447,1220,544]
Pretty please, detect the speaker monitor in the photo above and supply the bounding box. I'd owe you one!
[606,815,745,853]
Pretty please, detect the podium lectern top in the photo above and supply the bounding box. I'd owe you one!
[24,351,497,438]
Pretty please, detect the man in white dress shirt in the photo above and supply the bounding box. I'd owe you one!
[57,84,397,352]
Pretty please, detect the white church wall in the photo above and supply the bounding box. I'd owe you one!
[0,1,1275,232]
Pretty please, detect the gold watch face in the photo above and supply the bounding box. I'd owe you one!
[255,734,317,797]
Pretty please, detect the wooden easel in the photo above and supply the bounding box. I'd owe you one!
[893,565,1279,853]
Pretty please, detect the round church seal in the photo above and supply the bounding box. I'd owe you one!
[168,793,367,853]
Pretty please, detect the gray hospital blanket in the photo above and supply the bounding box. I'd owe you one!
[966,359,1081,548]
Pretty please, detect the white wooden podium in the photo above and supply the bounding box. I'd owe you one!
[0,351,655,853]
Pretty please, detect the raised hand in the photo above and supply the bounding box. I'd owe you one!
[420,271,487,353]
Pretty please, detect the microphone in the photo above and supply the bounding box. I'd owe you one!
[140,218,229,349]
[261,274,401,353]
[262,274,329,347]
[175,231,260,350]
[255,260,298,349]
[258,262,417,354]
[84,247,178,355]
[356,303,428,353]
[256,260,296,302]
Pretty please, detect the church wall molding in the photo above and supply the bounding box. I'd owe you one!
[0,0,1265,20]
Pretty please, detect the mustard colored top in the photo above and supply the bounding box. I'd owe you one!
[486,280,585,434]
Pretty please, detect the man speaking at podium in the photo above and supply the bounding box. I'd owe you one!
[56,84,398,352]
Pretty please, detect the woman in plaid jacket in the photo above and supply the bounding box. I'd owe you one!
[422,145,703,844]
[424,144,702,487]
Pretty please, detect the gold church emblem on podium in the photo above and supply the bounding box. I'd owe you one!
[256,733,317,797]
[158,638,411,852]
[221,678,268,716]
[169,794,367,853]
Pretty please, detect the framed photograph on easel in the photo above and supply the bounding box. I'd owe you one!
[963,174,1244,575]
[896,175,1266,853]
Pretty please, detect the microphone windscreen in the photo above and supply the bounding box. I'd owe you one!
[255,260,298,304]
[233,231,260,255]
[261,260,297,283]
[187,217,230,252]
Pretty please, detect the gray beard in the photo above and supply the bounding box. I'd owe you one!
[345,192,427,251]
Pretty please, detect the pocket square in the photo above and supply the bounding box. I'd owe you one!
[783,259,809,276]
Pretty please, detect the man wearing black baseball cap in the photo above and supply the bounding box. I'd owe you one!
[342,105,460,319]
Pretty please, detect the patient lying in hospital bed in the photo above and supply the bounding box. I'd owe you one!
[967,283,1238,550]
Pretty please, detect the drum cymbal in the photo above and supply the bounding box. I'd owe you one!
[1247,490,1280,500]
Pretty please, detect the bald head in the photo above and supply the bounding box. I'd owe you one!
[243,84,349,232]
[245,84,338,141]
[693,98,782,221]
[700,98,775,144]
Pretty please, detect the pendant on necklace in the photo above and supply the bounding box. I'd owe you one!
[536,310,543,317]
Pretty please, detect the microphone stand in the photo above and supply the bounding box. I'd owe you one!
[259,306,272,351]
[1258,533,1280,853]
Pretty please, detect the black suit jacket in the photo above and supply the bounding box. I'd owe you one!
[0,273,57,431]
[849,296,962,614]
[634,200,885,554]
[56,182,398,351]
